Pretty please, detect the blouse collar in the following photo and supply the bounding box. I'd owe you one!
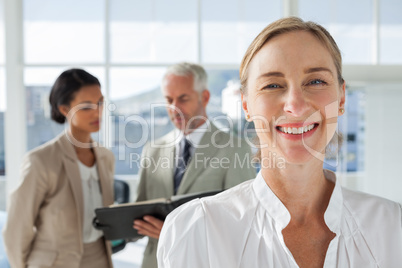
[253,171,290,231]
[77,161,98,181]
[322,169,343,233]
[252,169,343,233]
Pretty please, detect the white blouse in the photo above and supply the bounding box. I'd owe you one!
[158,170,402,268]
[77,161,104,243]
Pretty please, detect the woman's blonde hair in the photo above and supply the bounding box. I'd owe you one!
[240,17,344,95]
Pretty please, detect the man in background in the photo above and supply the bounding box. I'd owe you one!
[133,62,256,268]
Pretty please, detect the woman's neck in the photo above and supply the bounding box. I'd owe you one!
[67,128,94,156]
[67,129,96,166]
[68,128,91,145]
[261,158,334,222]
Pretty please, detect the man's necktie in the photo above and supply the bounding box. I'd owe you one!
[174,138,192,194]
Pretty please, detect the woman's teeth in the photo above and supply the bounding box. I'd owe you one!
[278,124,316,135]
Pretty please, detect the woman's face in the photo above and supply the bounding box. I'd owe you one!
[62,85,104,134]
[242,30,345,166]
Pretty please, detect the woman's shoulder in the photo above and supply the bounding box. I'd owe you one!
[25,133,65,161]
[342,187,401,216]
[18,135,66,183]
[159,179,260,267]
[341,188,402,264]
[94,145,115,161]
[341,187,401,236]
[166,179,257,230]
[201,179,257,211]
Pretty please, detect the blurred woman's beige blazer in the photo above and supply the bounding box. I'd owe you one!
[2,132,115,268]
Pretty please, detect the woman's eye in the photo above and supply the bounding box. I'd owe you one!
[309,79,326,85]
[264,84,280,89]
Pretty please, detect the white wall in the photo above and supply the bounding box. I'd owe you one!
[364,83,402,204]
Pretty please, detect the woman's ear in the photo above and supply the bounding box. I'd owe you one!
[241,93,251,121]
[339,81,346,113]
[58,105,69,118]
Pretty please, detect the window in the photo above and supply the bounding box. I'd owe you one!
[109,67,167,174]
[24,0,105,64]
[110,0,198,63]
[0,0,6,211]
[380,0,402,64]
[324,89,366,173]
[299,0,374,64]
[201,0,281,64]
[0,71,5,212]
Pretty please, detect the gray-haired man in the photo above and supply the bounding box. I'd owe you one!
[133,62,256,268]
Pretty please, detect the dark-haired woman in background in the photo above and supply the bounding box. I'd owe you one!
[3,69,115,268]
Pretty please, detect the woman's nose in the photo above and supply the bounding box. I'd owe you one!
[283,87,309,117]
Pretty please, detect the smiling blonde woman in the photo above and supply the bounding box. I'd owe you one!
[157,17,402,268]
